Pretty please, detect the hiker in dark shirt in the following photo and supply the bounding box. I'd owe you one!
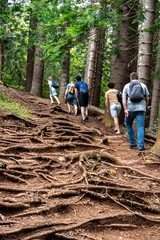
[122,72,149,151]
[75,76,89,123]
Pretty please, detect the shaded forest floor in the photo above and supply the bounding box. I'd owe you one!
[0,85,160,240]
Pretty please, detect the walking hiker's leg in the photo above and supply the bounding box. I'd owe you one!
[74,104,78,114]
[113,116,120,134]
[125,112,137,146]
[54,96,60,105]
[81,107,85,120]
[85,107,88,117]
[67,103,71,113]
[50,94,53,104]
[136,111,145,150]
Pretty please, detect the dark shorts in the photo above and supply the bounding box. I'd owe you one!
[67,96,77,105]
[78,93,89,107]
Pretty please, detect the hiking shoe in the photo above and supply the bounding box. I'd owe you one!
[81,119,85,123]
[68,111,71,114]
[139,148,145,151]
[85,115,89,120]
[74,113,78,116]
[129,144,137,149]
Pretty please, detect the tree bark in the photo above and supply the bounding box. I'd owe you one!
[137,0,156,89]
[25,14,36,92]
[84,0,104,106]
[110,28,120,83]
[149,34,160,129]
[0,42,5,81]
[30,23,44,97]
[0,0,8,81]
[84,27,97,99]
[151,113,160,157]
[59,50,70,103]
[92,29,105,107]
[112,1,138,92]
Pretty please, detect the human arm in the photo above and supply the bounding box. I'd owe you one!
[75,88,79,103]
[49,82,52,94]
[145,95,149,107]
[105,93,109,113]
[122,95,129,117]
[65,88,68,99]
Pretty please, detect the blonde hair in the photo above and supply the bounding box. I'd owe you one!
[48,76,52,81]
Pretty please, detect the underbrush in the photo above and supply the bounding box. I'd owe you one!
[0,87,32,118]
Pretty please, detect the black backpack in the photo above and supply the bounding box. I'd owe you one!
[117,91,122,104]
[129,80,144,102]
[51,80,59,89]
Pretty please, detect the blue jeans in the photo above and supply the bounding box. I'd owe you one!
[125,111,145,150]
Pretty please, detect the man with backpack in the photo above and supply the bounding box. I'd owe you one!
[122,72,149,151]
[65,81,78,116]
[75,76,89,123]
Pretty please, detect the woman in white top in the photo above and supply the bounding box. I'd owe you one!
[48,76,60,105]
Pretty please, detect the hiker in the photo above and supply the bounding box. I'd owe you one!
[48,76,60,105]
[65,81,78,116]
[75,76,89,123]
[105,82,121,134]
[122,72,149,151]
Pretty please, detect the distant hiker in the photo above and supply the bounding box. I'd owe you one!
[75,76,89,123]
[122,72,149,151]
[65,81,78,116]
[48,76,60,105]
[105,82,121,134]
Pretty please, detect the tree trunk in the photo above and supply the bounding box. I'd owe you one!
[84,0,103,106]
[151,113,160,157]
[30,23,44,97]
[92,29,105,107]
[137,0,156,89]
[149,34,160,129]
[25,14,36,92]
[59,50,70,103]
[84,27,97,100]
[0,42,5,81]
[110,28,120,83]
[0,0,8,81]
[112,1,138,92]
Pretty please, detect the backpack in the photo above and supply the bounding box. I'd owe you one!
[117,91,122,104]
[79,81,88,95]
[68,84,75,94]
[51,80,59,89]
[129,80,144,102]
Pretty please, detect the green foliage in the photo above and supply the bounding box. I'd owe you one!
[0,88,32,119]
[87,158,99,164]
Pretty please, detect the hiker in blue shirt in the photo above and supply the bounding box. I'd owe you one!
[48,76,60,105]
[65,81,78,116]
[122,72,149,151]
[75,76,89,123]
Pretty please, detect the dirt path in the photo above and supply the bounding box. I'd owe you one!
[0,86,159,240]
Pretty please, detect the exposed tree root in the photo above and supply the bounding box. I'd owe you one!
[3,172,29,184]
[0,201,30,209]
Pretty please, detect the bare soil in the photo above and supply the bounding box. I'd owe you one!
[0,86,160,240]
